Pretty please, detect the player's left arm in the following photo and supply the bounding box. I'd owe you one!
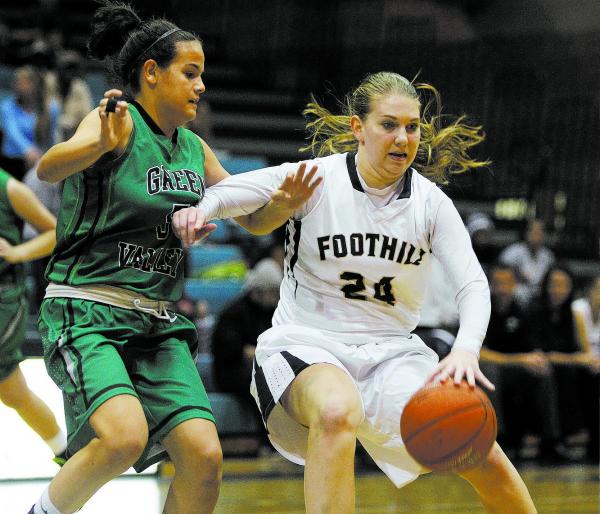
[200,137,321,235]
[426,195,494,390]
[0,178,57,263]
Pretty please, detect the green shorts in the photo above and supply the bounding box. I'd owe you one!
[0,292,27,381]
[38,297,214,472]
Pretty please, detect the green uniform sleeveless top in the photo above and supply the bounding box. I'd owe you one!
[46,102,206,301]
[0,168,24,290]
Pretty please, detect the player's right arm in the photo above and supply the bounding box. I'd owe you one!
[37,89,132,183]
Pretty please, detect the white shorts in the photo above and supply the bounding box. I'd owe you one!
[250,324,439,488]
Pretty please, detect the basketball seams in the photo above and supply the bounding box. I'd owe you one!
[414,395,496,469]
[401,383,497,472]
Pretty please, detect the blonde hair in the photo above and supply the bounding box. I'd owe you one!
[302,72,489,185]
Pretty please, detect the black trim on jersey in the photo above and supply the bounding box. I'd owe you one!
[149,405,213,438]
[66,300,90,409]
[87,383,137,409]
[346,151,413,200]
[287,219,302,296]
[130,100,179,145]
[346,152,364,192]
[253,358,274,426]
[65,172,106,282]
[254,351,311,426]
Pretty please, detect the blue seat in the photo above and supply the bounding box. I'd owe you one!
[221,156,268,175]
[184,279,243,314]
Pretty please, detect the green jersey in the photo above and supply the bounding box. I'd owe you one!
[0,168,24,290]
[46,102,206,301]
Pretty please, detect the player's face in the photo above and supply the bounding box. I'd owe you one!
[353,93,420,187]
[154,40,206,127]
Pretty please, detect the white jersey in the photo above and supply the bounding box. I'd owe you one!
[201,152,490,354]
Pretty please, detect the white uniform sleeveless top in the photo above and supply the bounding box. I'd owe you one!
[201,152,490,354]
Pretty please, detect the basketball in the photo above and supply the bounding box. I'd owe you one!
[400,380,497,473]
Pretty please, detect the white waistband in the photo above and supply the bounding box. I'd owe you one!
[45,283,177,322]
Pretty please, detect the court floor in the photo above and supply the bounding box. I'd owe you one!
[1,359,598,513]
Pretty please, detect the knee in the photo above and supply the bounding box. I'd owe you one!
[182,439,223,484]
[313,398,363,435]
[0,387,27,409]
[97,422,149,470]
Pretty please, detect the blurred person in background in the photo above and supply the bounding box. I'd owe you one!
[46,49,94,142]
[0,65,59,180]
[529,265,600,463]
[212,257,282,400]
[0,166,67,465]
[479,265,564,463]
[498,218,555,308]
[466,211,497,272]
[572,274,600,357]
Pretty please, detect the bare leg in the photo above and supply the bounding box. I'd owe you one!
[0,365,62,440]
[459,443,537,514]
[162,418,222,514]
[47,395,148,513]
[282,364,363,514]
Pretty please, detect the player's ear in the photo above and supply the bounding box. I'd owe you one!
[142,59,159,86]
[351,115,363,143]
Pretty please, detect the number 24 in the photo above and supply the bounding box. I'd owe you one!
[340,271,396,306]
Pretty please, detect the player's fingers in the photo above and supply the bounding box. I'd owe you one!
[452,365,464,385]
[306,176,323,194]
[465,367,476,387]
[186,209,198,247]
[294,162,307,183]
[194,223,218,243]
[476,369,495,391]
[303,165,319,185]
[103,89,123,99]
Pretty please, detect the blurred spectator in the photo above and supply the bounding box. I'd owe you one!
[498,218,555,308]
[171,296,215,354]
[479,265,563,462]
[22,165,62,312]
[212,258,282,395]
[212,257,282,450]
[0,66,59,179]
[414,256,458,360]
[528,265,600,462]
[466,212,497,271]
[572,274,600,357]
[46,50,93,141]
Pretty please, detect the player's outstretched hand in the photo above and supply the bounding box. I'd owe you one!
[270,162,322,211]
[98,89,130,152]
[172,206,217,248]
[426,348,495,391]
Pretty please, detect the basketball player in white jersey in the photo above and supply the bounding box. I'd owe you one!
[173,72,536,513]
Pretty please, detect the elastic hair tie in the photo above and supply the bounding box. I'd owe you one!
[136,27,182,62]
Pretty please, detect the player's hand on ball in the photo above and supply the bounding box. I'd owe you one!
[98,89,129,152]
[172,206,217,248]
[427,348,495,391]
[270,163,322,211]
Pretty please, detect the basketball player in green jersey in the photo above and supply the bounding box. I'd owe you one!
[0,168,68,465]
[28,3,319,514]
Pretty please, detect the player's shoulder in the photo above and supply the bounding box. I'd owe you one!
[411,169,448,203]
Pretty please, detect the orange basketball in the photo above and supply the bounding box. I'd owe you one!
[400,380,497,473]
